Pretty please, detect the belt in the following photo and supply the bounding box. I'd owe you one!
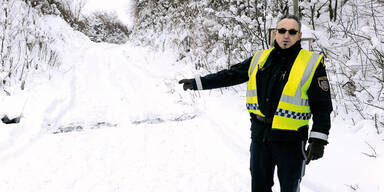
[255,115,273,124]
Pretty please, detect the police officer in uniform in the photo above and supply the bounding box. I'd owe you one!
[179,15,333,192]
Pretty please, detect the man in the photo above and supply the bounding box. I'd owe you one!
[179,15,333,192]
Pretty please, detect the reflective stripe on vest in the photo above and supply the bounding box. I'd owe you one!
[246,48,274,117]
[246,48,323,131]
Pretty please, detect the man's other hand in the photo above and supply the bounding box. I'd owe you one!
[305,140,325,164]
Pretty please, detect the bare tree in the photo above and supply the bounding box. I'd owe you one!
[293,0,299,16]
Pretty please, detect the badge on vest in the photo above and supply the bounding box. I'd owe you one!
[318,76,329,91]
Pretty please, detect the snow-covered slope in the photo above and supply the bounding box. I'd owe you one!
[0,14,383,192]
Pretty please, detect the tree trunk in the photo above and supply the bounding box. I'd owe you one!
[310,4,316,30]
[293,0,299,17]
[333,0,338,21]
[329,0,334,21]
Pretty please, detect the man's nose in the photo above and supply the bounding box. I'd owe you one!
[283,32,290,38]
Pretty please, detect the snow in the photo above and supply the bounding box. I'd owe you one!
[1,4,384,192]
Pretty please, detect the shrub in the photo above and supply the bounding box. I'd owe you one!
[1,0,60,94]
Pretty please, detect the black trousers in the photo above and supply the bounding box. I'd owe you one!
[250,140,307,192]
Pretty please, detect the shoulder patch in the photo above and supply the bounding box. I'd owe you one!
[318,76,329,91]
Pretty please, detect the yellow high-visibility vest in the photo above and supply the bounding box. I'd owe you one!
[246,48,323,131]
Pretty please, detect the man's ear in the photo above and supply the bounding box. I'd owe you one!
[273,30,277,40]
[298,31,302,39]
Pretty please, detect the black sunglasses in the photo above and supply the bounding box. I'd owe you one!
[277,28,299,35]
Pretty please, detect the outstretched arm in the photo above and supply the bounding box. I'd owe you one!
[179,57,252,91]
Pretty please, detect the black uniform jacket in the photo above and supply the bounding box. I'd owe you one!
[193,41,333,143]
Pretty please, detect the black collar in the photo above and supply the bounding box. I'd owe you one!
[273,40,302,56]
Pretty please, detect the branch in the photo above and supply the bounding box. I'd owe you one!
[362,142,377,158]
[346,185,359,191]
[374,114,381,134]
[352,102,366,119]
[358,82,375,100]
[345,184,359,191]
[363,102,384,111]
